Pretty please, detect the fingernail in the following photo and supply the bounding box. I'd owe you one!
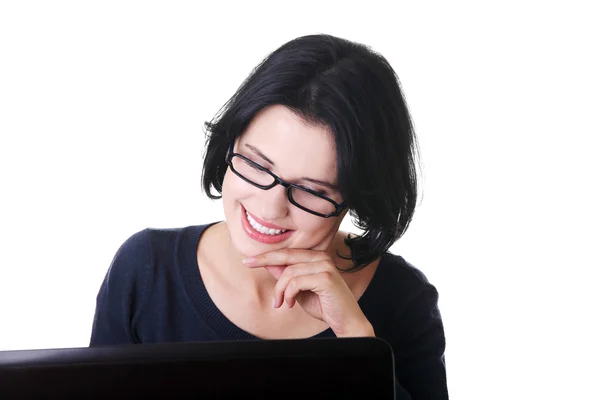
[242,257,256,265]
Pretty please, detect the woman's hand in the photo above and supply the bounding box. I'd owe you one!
[242,249,375,338]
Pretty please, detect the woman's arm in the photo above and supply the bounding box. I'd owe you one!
[389,286,448,399]
[89,229,152,346]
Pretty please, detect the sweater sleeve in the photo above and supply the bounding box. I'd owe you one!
[389,285,448,399]
[89,229,152,346]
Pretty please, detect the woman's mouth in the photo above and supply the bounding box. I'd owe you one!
[246,212,288,235]
[241,205,294,244]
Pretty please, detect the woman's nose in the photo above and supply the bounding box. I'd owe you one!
[256,184,290,221]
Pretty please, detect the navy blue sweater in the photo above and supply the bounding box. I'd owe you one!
[90,224,448,399]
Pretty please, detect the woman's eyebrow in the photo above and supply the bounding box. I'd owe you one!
[301,177,339,191]
[245,144,274,165]
[244,143,338,190]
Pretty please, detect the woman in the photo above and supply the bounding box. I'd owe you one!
[90,34,448,398]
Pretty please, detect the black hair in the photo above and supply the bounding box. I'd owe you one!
[202,33,420,272]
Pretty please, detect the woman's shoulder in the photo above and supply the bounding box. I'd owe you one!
[362,251,439,314]
[107,223,217,274]
[343,232,432,291]
[119,223,217,249]
[378,252,435,290]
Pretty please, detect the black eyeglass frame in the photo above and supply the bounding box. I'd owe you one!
[225,144,347,218]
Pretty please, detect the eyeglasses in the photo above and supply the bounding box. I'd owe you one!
[225,144,346,218]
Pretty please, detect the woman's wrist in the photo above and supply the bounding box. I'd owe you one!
[334,319,375,338]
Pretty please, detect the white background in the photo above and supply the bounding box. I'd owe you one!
[1,1,598,399]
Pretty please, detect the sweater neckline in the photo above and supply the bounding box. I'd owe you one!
[177,223,385,341]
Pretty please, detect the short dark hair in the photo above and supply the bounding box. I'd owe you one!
[202,34,420,272]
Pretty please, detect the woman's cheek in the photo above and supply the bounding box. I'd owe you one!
[291,212,338,247]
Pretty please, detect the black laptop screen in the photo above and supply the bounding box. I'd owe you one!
[0,338,395,399]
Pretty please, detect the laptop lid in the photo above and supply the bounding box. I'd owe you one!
[0,337,395,399]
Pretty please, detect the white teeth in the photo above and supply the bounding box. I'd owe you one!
[246,212,287,235]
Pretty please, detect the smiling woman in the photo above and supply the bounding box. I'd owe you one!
[90,34,448,399]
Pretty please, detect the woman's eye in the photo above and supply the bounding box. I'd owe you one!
[244,159,266,171]
[306,187,327,196]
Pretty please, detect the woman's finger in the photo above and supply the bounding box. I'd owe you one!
[263,265,286,280]
[243,248,329,268]
[282,272,331,309]
[273,262,331,308]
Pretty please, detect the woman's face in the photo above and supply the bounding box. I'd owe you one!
[221,104,346,258]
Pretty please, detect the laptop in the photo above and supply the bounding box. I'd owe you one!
[0,337,395,399]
